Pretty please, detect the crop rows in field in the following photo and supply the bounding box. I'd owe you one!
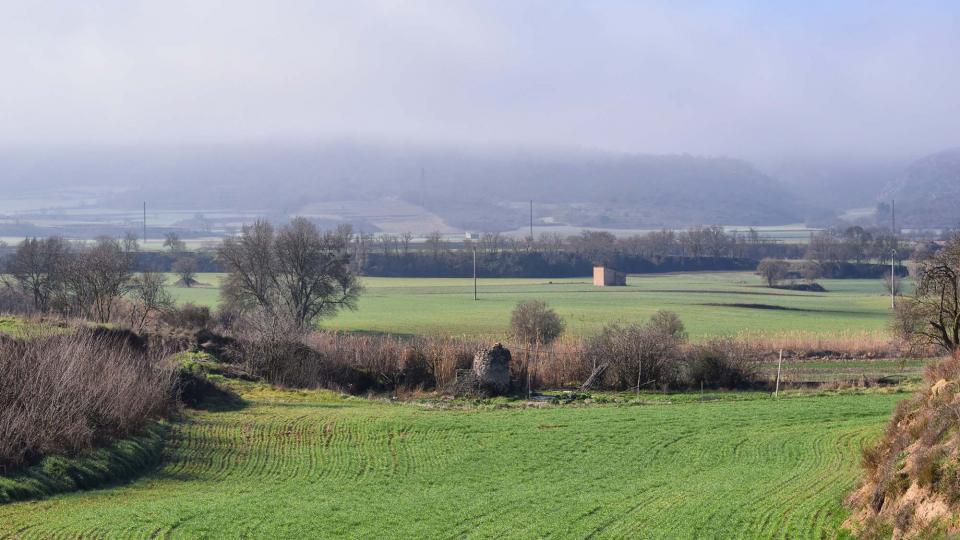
[0,390,901,538]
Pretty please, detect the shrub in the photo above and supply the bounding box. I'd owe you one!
[801,260,823,281]
[0,285,35,316]
[648,310,687,340]
[0,330,175,469]
[756,258,789,287]
[586,322,684,391]
[162,303,212,330]
[685,338,765,390]
[510,300,565,344]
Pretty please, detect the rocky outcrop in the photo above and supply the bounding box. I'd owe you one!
[844,355,960,538]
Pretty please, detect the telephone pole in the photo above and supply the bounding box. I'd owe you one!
[891,248,897,309]
[529,200,534,240]
[890,199,896,309]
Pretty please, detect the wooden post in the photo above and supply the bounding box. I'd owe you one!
[527,343,536,399]
[473,247,477,301]
[775,349,783,398]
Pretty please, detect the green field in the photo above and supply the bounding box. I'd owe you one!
[0,385,903,538]
[167,272,899,338]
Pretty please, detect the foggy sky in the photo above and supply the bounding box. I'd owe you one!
[3,1,959,160]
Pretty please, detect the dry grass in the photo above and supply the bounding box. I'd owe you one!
[0,331,176,469]
[844,351,960,538]
[733,329,908,358]
[228,328,772,394]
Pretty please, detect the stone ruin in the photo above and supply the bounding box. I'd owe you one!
[472,343,512,395]
[446,343,513,397]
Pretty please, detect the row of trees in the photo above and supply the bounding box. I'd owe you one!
[806,227,900,265]
[3,235,172,327]
[348,226,805,266]
[2,218,362,333]
[347,225,910,267]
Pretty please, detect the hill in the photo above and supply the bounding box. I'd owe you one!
[0,144,804,232]
[881,148,960,229]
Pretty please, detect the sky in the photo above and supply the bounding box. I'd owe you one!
[2,0,959,160]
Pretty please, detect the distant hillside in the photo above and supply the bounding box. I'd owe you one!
[766,155,907,212]
[881,148,960,229]
[411,151,804,230]
[0,143,804,231]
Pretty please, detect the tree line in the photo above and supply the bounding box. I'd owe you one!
[1,219,360,333]
[2,235,170,327]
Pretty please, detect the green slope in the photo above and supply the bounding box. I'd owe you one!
[0,388,902,538]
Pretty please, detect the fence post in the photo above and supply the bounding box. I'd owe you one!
[774,348,783,398]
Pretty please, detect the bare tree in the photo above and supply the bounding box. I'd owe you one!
[842,226,872,264]
[399,232,413,255]
[894,234,960,353]
[806,231,841,264]
[129,270,174,332]
[61,237,136,323]
[425,230,446,257]
[568,230,616,263]
[756,258,789,287]
[219,218,362,330]
[882,272,902,298]
[173,256,198,287]
[218,220,276,316]
[801,260,823,281]
[163,232,186,252]
[5,237,70,312]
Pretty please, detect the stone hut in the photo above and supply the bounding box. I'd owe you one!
[593,266,627,287]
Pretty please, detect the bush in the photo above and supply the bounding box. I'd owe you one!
[756,258,789,286]
[0,285,35,315]
[685,338,765,389]
[0,330,175,469]
[648,310,687,340]
[162,303,212,330]
[510,300,565,344]
[586,322,684,391]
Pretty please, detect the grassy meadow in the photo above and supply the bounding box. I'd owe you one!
[0,383,905,538]
[168,271,899,339]
[0,271,924,538]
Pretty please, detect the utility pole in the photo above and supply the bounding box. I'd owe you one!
[529,200,534,241]
[473,247,478,301]
[143,202,147,244]
[891,249,897,309]
[891,199,897,309]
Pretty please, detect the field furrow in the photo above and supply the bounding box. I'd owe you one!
[0,391,902,538]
